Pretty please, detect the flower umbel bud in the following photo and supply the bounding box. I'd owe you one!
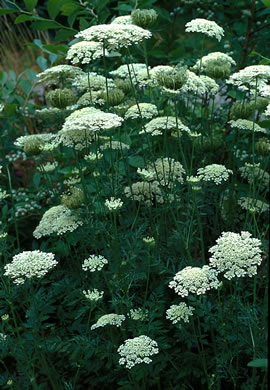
[61,187,84,209]
[99,88,125,106]
[45,88,77,109]
[131,9,158,29]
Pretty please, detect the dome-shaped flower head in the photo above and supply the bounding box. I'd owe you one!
[4,250,58,285]
[185,18,224,41]
[91,313,125,330]
[169,265,219,297]
[66,41,105,64]
[166,303,195,324]
[75,24,152,51]
[208,231,263,279]
[197,164,233,185]
[118,335,159,369]
[227,65,270,92]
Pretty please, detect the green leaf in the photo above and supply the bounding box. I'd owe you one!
[23,0,38,11]
[0,8,18,15]
[36,56,48,71]
[19,79,32,94]
[263,0,270,8]
[55,29,76,41]
[14,14,38,24]
[33,173,41,187]
[128,156,145,168]
[248,358,268,368]
[31,21,63,30]
[43,44,68,54]
[0,72,8,85]
[48,0,63,19]
[4,104,18,116]
[61,1,81,16]
[79,17,90,31]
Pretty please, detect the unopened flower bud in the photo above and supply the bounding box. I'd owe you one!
[61,187,84,209]
[230,101,253,120]
[100,88,125,106]
[131,9,158,29]
[45,88,77,109]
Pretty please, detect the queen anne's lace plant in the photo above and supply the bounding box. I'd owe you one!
[36,65,84,86]
[185,18,224,41]
[209,231,262,279]
[4,250,58,285]
[33,205,83,239]
[105,197,123,211]
[193,52,236,72]
[111,15,133,25]
[14,133,55,149]
[66,41,105,64]
[73,72,115,93]
[166,303,195,324]
[124,103,158,120]
[227,65,270,92]
[59,109,123,150]
[139,158,185,187]
[197,164,233,185]
[84,151,103,161]
[239,163,269,190]
[229,119,267,134]
[82,255,108,272]
[259,85,270,98]
[180,71,208,96]
[37,162,58,173]
[100,141,130,150]
[75,24,151,50]
[0,188,9,201]
[140,116,191,136]
[169,266,219,297]
[264,103,270,116]
[117,335,159,369]
[83,289,104,302]
[124,181,165,206]
[91,313,125,330]
[110,63,148,83]
[238,197,269,214]
[199,75,219,95]
[128,308,149,321]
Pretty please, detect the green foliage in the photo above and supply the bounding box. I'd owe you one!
[0,1,269,389]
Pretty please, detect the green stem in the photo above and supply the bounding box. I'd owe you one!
[6,166,20,250]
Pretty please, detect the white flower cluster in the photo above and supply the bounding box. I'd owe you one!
[73,72,115,93]
[128,308,149,321]
[67,41,105,64]
[209,231,262,279]
[166,303,195,324]
[4,250,58,285]
[124,181,166,206]
[140,116,190,136]
[124,103,158,120]
[59,109,123,150]
[193,52,236,71]
[91,313,126,330]
[111,15,133,25]
[14,133,55,149]
[197,164,233,185]
[37,162,58,173]
[75,24,151,51]
[118,335,159,369]
[84,151,103,161]
[227,65,270,91]
[105,197,123,211]
[239,163,269,190]
[264,103,270,116]
[138,157,185,187]
[82,255,108,272]
[36,65,84,86]
[229,119,266,134]
[0,188,9,201]
[111,63,148,80]
[259,85,270,98]
[185,18,224,41]
[169,265,219,297]
[33,205,83,239]
[83,288,104,302]
[199,75,219,95]
[238,197,269,214]
[180,70,209,96]
[100,141,130,151]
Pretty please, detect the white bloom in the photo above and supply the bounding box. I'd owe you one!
[227,65,270,91]
[180,70,208,96]
[229,119,267,134]
[75,24,151,50]
[73,72,115,93]
[100,141,130,150]
[259,85,270,98]
[111,16,133,25]
[118,335,159,369]
[199,75,219,95]
[140,116,190,136]
[193,52,236,71]
[4,250,57,285]
[238,197,269,214]
[67,41,105,64]
[91,313,125,330]
[209,231,262,279]
[166,303,195,324]
[82,255,108,272]
[169,265,219,297]
[36,65,84,86]
[185,18,224,41]
[264,103,270,116]
[33,205,83,239]
[105,197,123,211]
[110,63,148,82]
[128,308,149,321]
[37,162,58,173]
[124,103,158,120]
[197,164,233,185]
[83,289,104,302]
